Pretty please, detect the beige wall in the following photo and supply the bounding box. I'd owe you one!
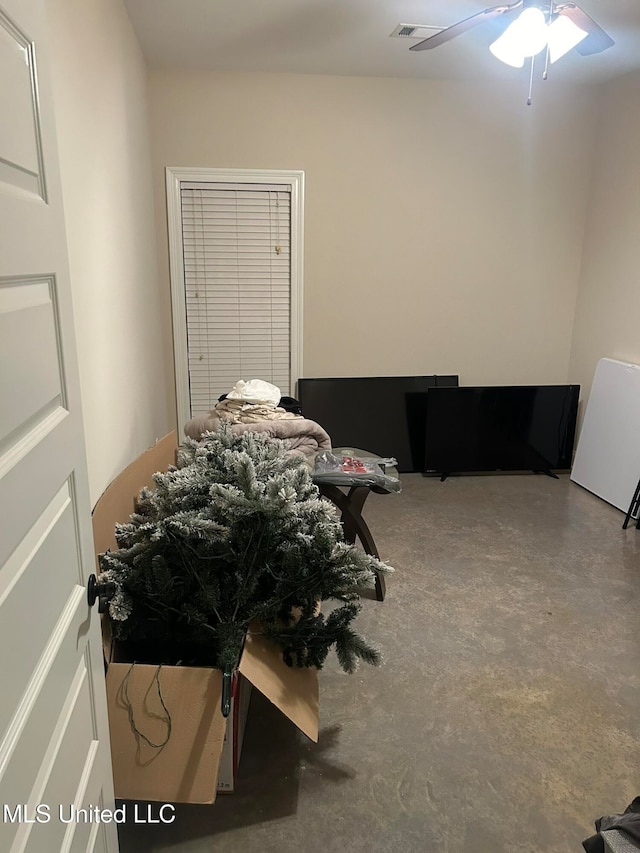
[47,0,173,505]
[41,14,615,494]
[148,70,598,390]
[568,71,640,409]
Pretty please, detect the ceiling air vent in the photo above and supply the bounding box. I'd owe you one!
[390,23,443,39]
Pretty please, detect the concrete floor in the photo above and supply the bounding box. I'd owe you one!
[118,473,640,852]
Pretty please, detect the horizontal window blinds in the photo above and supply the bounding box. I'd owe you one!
[181,185,292,415]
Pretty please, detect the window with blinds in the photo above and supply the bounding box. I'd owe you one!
[180,182,292,415]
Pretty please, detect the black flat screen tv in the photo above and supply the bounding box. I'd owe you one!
[424,385,580,475]
[297,375,459,473]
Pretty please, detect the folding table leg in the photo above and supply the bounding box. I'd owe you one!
[317,485,386,600]
[622,477,640,530]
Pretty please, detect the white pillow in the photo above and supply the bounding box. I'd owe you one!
[226,379,282,406]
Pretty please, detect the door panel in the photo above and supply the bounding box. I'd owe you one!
[1,606,96,832]
[23,676,95,853]
[0,277,64,440]
[0,483,79,731]
[0,8,44,196]
[0,1,119,851]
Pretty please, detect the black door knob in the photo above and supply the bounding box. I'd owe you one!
[87,573,116,614]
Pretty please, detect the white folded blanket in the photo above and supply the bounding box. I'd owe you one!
[213,398,300,423]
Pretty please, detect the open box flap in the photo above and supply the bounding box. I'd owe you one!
[92,431,178,563]
[92,432,178,661]
[239,629,319,743]
[105,662,227,804]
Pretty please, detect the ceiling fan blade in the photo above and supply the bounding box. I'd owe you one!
[409,2,522,51]
[558,4,615,55]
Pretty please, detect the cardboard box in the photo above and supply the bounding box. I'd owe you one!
[92,432,319,804]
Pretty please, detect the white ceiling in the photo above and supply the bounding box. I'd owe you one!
[123,0,640,85]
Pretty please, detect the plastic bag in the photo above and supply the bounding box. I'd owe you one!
[312,452,401,492]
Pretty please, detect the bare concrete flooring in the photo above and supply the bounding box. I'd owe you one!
[118,474,640,852]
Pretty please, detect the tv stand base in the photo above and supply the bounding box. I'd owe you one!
[424,470,561,481]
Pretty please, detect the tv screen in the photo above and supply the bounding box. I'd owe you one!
[424,385,580,475]
[297,375,459,473]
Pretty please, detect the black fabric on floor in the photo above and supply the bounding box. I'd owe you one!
[583,797,640,852]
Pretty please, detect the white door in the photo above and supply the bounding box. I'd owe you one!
[0,1,119,851]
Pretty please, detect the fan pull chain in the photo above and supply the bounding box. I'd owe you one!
[543,0,553,80]
[542,45,550,80]
[527,53,536,105]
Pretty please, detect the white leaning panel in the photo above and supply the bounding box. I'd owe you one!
[570,358,640,512]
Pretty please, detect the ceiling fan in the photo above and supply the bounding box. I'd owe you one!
[409,1,614,56]
[408,1,614,103]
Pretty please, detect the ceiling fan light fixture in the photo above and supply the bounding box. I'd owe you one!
[489,32,526,67]
[512,7,549,55]
[408,1,614,105]
[489,6,549,67]
[547,14,588,63]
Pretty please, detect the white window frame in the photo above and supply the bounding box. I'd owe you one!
[166,166,304,437]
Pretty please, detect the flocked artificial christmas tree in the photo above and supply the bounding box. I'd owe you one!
[99,427,391,708]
